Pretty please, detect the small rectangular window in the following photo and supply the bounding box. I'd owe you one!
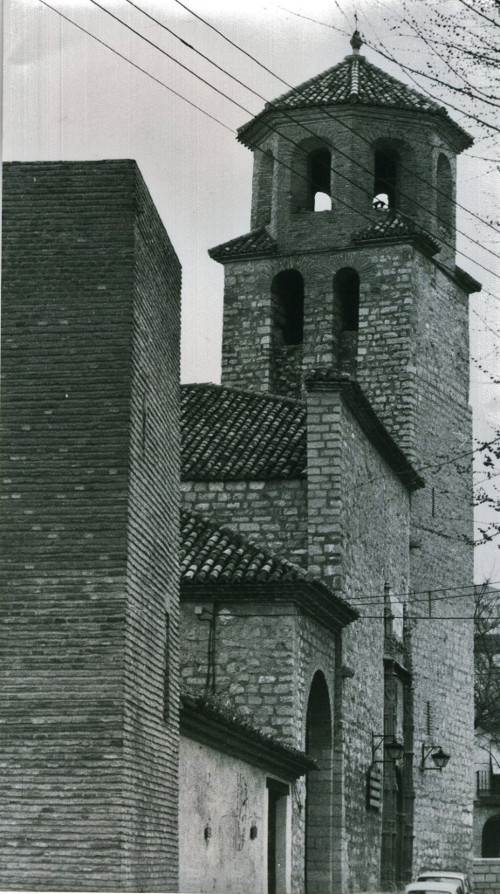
[163,611,170,722]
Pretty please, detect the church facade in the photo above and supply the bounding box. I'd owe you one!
[1,34,480,894]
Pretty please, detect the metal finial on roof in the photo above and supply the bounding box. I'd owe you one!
[350,28,363,54]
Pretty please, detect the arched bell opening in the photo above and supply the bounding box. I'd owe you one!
[271,269,304,398]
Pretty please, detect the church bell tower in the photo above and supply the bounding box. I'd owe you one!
[209,32,480,885]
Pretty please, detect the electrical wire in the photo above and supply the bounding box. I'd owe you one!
[91,0,500,282]
[37,1,500,520]
[40,0,500,294]
[37,0,234,132]
[167,0,500,240]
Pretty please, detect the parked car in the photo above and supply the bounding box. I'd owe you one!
[404,882,463,894]
[417,870,472,894]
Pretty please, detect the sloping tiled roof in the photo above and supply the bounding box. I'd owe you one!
[180,511,308,584]
[180,511,359,631]
[181,383,306,481]
[238,53,473,150]
[209,228,277,264]
[352,211,440,256]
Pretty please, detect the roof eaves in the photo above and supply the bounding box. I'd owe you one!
[180,579,359,632]
[208,227,277,264]
[180,690,318,777]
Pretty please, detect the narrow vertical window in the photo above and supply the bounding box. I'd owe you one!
[272,270,304,346]
[373,148,398,210]
[334,267,360,333]
[436,153,453,230]
[309,149,332,211]
[163,611,170,721]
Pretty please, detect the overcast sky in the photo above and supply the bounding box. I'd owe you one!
[4,0,500,581]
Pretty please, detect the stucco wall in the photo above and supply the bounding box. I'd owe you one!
[179,735,291,894]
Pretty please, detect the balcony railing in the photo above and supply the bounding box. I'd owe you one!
[477,770,500,798]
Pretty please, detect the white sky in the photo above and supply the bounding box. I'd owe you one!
[3,0,500,582]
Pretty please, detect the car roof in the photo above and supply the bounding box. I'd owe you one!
[405,883,461,894]
[418,873,466,880]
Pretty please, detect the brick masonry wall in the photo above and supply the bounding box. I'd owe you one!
[181,478,308,566]
[0,161,181,890]
[122,168,181,890]
[473,858,500,894]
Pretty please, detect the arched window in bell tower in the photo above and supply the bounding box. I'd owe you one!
[271,270,304,398]
[290,139,332,213]
[436,153,453,231]
[272,270,304,345]
[334,267,359,376]
[309,149,332,211]
[373,148,399,210]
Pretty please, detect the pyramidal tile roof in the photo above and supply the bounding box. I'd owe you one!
[238,50,472,150]
[209,227,277,264]
[352,211,440,256]
[181,383,306,481]
[180,511,309,584]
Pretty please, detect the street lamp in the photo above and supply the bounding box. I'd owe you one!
[371,733,405,764]
[421,743,450,771]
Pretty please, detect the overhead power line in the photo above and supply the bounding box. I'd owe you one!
[87,0,500,283]
[38,0,233,132]
[46,0,498,284]
[170,0,500,238]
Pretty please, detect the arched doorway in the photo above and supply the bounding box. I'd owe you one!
[305,671,333,894]
[482,814,500,857]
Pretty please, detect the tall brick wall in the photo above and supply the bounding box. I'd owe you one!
[0,161,181,890]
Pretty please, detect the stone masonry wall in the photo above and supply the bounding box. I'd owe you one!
[305,386,410,891]
[180,594,338,894]
[473,859,500,894]
[406,256,474,875]
[0,161,181,891]
[181,478,307,566]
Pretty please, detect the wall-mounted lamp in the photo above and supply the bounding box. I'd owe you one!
[371,733,405,764]
[421,744,450,771]
[204,824,212,841]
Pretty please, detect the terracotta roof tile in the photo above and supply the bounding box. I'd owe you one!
[351,211,440,256]
[181,383,306,480]
[238,55,472,150]
[180,511,310,584]
[209,228,277,264]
